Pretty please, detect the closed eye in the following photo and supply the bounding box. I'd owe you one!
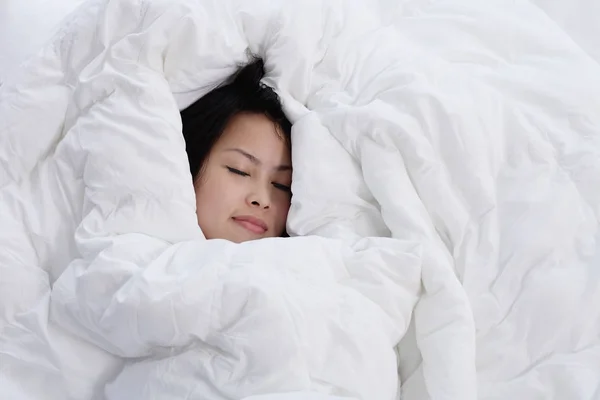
[272,182,292,193]
[226,166,250,177]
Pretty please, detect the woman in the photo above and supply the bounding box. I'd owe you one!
[180,58,292,243]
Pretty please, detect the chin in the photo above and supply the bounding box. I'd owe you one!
[235,236,262,244]
[209,229,275,244]
[219,232,259,244]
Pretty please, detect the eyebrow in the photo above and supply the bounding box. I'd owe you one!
[225,148,292,171]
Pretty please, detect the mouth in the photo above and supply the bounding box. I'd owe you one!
[232,216,268,235]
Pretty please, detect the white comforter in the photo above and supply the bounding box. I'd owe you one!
[1,0,599,399]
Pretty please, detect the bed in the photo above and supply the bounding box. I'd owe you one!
[1,0,599,399]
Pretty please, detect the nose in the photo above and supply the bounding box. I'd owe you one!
[247,184,271,209]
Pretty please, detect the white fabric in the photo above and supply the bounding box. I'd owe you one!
[0,0,432,399]
[0,0,87,86]
[531,0,600,63]
[1,1,599,400]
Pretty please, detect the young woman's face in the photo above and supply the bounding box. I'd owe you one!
[194,112,292,243]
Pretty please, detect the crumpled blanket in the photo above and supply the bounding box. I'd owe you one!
[0,0,473,399]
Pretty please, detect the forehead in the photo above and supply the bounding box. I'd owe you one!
[216,113,290,163]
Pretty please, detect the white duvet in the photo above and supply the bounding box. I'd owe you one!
[1,0,599,399]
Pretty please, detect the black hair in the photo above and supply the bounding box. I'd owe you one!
[180,58,292,182]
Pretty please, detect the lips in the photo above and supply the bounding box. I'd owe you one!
[232,216,268,234]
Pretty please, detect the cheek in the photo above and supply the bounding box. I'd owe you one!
[194,177,227,225]
[273,198,291,228]
[194,186,212,228]
[195,173,241,218]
